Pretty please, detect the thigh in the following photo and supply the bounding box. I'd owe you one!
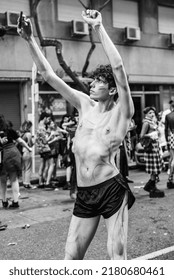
[105,192,128,259]
[8,171,18,182]
[65,214,100,259]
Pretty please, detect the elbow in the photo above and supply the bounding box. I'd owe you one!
[126,100,134,119]
[112,61,123,71]
[40,70,50,82]
[40,69,53,83]
[130,103,135,118]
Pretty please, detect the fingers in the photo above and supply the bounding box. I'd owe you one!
[17,14,30,31]
[17,16,31,38]
[82,9,100,19]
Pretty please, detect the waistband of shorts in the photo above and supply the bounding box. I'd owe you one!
[77,173,120,191]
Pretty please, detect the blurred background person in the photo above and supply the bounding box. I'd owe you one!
[0,114,32,208]
[62,115,78,199]
[140,107,164,198]
[165,101,174,189]
[20,120,35,189]
[35,112,52,188]
[44,120,62,189]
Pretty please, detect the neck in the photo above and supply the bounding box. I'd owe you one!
[97,99,115,113]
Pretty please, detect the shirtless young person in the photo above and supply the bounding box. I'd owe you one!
[18,9,135,260]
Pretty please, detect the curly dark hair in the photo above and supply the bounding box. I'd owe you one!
[90,64,116,89]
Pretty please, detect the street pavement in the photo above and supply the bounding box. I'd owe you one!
[0,167,174,260]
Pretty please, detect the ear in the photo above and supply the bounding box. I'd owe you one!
[109,87,117,96]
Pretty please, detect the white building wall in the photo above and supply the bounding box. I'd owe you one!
[0,0,30,16]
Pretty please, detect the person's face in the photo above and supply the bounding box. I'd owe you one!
[146,110,155,119]
[89,76,110,101]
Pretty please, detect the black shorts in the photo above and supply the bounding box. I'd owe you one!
[73,173,135,219]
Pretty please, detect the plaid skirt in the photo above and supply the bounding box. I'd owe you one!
[144,141,163,175]
[168,132,174,149]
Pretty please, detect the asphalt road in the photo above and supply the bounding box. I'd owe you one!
[0,168,174,260]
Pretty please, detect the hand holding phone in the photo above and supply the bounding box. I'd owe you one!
[18,11,23,29]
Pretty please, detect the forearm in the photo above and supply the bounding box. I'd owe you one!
[17,138,31,151]
[27,36,53,80]
[26,36,84,109]
[164,125,168,142]
[48,137,59,145]
[140,124,149,138]
[94,24,122,69]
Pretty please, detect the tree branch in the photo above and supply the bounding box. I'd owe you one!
[78,0,88,10]
[99,0,111,12]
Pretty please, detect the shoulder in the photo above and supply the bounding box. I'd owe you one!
[142,120,150,130]
[80,92,96,109]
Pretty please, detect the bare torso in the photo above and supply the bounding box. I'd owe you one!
[72,105,122,186]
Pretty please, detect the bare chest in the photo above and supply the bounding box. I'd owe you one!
[73,113,119,156]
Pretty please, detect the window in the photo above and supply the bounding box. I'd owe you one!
[57,0,87,21]
[158,6,174,34]
[112,0,139,28]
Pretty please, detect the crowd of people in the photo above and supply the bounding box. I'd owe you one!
[36,112,78,199]
[138,100,174,198]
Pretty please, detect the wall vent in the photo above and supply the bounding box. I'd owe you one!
[71,20,89,37]
[125,26,141,41]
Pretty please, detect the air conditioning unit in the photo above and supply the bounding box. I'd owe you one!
[125,27,141,41]
[5,11,20,28]
[169,33,174,47]
[71,20,89,37]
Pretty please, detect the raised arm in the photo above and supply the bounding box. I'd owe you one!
[17,16,90,111]
[82,10,134,119]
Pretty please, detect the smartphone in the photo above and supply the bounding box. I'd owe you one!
[18,11,23,29]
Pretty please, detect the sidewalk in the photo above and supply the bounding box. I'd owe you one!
[29,168,66,186]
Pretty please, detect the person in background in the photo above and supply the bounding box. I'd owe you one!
[164,101,174,189]
[0,115,32,208]
[21,120,35,189]
[61,116,78,199]
[44,120,62,189]
[59,114,70,169]
[129,119,137,162]
[158,112,167,153]
[35,112,52,188]
[140,107,165,198]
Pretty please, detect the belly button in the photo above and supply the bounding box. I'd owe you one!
[106,128,110,134]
